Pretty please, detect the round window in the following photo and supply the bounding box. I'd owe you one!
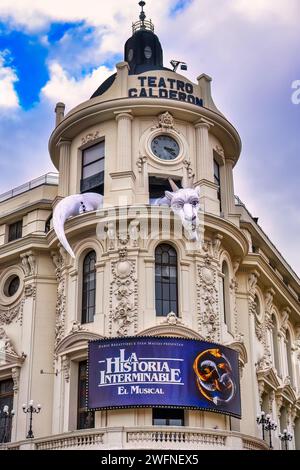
[4,276,20,297]
[144,46,152,59]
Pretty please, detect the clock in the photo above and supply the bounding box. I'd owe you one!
[151,135,180,161]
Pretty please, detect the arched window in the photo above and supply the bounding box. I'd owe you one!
[272,314,280,375]
[221,261,230,328]
[81,251,96,324]
[286,330,294,387]
[155,244,178,317]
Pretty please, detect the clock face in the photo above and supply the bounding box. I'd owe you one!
[151,135,180,161]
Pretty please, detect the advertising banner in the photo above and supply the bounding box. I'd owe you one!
[88,337,241,418]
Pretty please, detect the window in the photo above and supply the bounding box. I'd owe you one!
[272,315,281,376]
[45,215,52,233]
[221,261,230,328]
[153,408,184,426]
[149,176,182,204]
[8,220,22,242]
[81,141,105,194]
[214,160,221,210]
[155,244,178,317]
[77,361,95,430]
[81,251,96,324]
[286,331,294,387]
[4,276,20,297]
[0,379,13,443]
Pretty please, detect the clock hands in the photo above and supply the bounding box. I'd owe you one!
[164,146,176,156]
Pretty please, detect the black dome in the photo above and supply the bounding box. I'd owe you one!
[90,73,117,99]
[125,29,170,75]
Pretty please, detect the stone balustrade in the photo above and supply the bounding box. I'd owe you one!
[0,427,269,451]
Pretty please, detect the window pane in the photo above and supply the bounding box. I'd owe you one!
[82,251,96,324]
[77,361,95,430]
[83,142,105,165]
[155,244,178,317]
[0,379,14,442]
[83,160,104,179]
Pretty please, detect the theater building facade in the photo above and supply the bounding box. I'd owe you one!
[0,4,300,451]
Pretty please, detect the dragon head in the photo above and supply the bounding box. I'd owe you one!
[165,179,201,240]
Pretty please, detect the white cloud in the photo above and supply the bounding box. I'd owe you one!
[40,61,114,110]
[0,52,19,110]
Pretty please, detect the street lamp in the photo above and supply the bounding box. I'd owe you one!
[279,429,293,450]
[256,412,277,449]
[256,411,267,440]
[264,416,277,449]
[0,405,15,443]
[22,400,41,439]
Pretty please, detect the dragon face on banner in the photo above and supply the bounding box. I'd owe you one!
[193,348,236,406]
[52,179,201,258]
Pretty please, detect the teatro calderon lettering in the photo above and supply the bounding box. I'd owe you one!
[128,76,203,107]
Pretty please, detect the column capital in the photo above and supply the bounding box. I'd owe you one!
[57,138,72,148]
[194,118,214,130]
[114,110,133,122]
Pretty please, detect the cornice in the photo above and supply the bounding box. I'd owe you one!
[49,97,241,169]
[0,199,54,224]
[241,254,300,317]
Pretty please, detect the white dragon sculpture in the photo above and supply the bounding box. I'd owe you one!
[53,179,201,258]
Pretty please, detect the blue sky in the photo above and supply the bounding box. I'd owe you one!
[0,0,299,274]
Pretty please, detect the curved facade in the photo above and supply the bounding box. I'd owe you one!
[0,7,300,451]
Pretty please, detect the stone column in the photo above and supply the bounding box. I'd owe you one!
[58,140,71,197]
[223,157,236,215]
[194,119,219,215]
[109,111,136,205]
[115,111,133,172]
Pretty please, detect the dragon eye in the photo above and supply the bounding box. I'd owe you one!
[191,200,198,207]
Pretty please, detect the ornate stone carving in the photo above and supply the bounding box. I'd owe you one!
[129,221,139,247]
[81,131,99,146]
[20,251,36,277]
[24,284,36,298]
[248,271,259,297]
[158,111,174,129]
[0,299,24,326]
[197,257,220,342]
[51,251,66,349]
[212,234,223,260]
[230,258,240,338]
[136,155,147,173]
[183,159,195,182]
[214,145,225,158]
[62,356,70,383]
[12,366,20,394]
[70,321,85,334]
[0,327,18,357]
[109,249,138,336]
[106,222,116,250]
[162,311,184,326]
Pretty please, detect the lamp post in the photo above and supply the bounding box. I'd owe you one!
[0,405,15,443]
[256,412,277,449]
[279,429,293,450]
[264,416,277,449]
[256,411,267,440]
[22,400,41,439]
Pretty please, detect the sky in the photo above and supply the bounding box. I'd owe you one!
[0,0,299,274]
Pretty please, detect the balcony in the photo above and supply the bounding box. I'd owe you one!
[1,427,268,451]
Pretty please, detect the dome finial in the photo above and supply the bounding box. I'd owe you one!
[139,1,146,26]
[132,1,154,33]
